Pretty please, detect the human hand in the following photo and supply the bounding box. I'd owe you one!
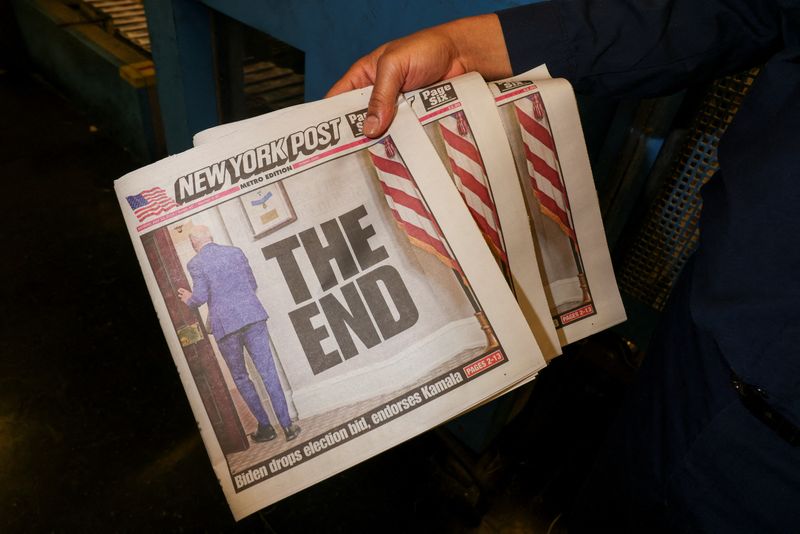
[177,288,192,304]
[326,14,512,138]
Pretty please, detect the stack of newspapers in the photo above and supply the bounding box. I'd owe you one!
[115,68,625,519]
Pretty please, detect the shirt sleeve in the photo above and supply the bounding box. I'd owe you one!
[497,0,784,98]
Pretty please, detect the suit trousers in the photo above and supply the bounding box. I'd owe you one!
[216,321,291,429]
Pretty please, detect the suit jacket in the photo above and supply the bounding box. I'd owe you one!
[185,242,268,339]
[498,0,800,422]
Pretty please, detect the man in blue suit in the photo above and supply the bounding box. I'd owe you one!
[178,225,301,444]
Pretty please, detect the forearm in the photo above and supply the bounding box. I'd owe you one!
[432,14,512,82]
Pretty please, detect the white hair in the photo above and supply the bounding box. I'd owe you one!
[189,225,212,240]
[188,225,213,251]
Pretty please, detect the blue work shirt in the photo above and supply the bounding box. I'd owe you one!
[498,0,800,427]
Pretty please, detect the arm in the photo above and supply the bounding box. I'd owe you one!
[499,0,784,98]
[328,0,784,136]
[182,261,209,309]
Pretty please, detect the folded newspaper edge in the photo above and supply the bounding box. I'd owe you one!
[403,72,560,360]
[115,88,545,519]
[488,71,627,345]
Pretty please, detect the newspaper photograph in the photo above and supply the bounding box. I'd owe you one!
[115,88,545,519]
[403,73,560,360]
[489,73,626,345]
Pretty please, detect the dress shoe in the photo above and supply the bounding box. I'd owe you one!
[251,423,277,443]
[283,423,302,441]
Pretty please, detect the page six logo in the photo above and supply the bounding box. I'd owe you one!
[420,82,457,112]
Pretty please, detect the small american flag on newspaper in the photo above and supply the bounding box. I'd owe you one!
[126,187,178,222]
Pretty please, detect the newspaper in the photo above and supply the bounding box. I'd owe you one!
[115,88,545,519]
[195,74,562,360]
[196,71,625,348]
[489,71,626,344]
[403,73,560,360]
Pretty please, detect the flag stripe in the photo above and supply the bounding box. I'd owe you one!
[127,186,179,222]
[370,153,414,182]
[534,190,576,240]
[367,142,459,273]
[513,94,576,242]
[438,121,483,167]
[134,199,178,216]
[389,208,453,262]
[447,156,494,208]
[515,102,556,151]
[378,180,434,223]
[523,143,567,196]
[437,113,507,266]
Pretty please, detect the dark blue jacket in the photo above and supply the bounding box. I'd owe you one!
[498,0,800,425]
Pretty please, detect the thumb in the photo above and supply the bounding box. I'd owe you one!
[364,57,405,138]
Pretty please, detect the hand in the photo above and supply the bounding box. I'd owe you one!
[326,14,512,138]
[177,288,192,304]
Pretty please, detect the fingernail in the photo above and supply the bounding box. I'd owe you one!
[364,113,380,137]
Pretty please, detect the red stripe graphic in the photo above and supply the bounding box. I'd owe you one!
[389,208,453,261]
[437,112,507,265]
[378,181,435,223]
[447,157,493,207]
[368,139,459,273]
[513,94,576,242]
[523,144,567,196]
[438,122,482,167]
[371,152,414,182]
[515,107,555,151]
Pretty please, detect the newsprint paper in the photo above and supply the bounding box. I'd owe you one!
[197,73,561,360]
[115,89,545,519]
[489,72,626,345]
[196,71,625,349]
[403,73,560,360]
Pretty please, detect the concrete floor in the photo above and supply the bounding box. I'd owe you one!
[0,64,632,532]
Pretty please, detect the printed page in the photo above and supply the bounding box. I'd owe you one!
[489,73,626,345]
[115,88,545,519]
[404,73,560,360]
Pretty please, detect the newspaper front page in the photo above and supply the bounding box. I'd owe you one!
[403,73,560,360]
[489,72,626,345]
[115,89,545,519]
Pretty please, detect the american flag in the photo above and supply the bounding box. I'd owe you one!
[513,93,576,242]
[367,138,460,272]
[125,186,179,222]
[437,111,508,267]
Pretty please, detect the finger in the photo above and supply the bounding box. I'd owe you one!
[364,55,405,138]
[326,75,357,98]
[325,53,380,97]
[326,63,371,97]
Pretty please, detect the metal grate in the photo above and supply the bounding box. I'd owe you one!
[617,68,760,311]
[243,60,305,115]
[76,1,306,115]
[81,0,151,51]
